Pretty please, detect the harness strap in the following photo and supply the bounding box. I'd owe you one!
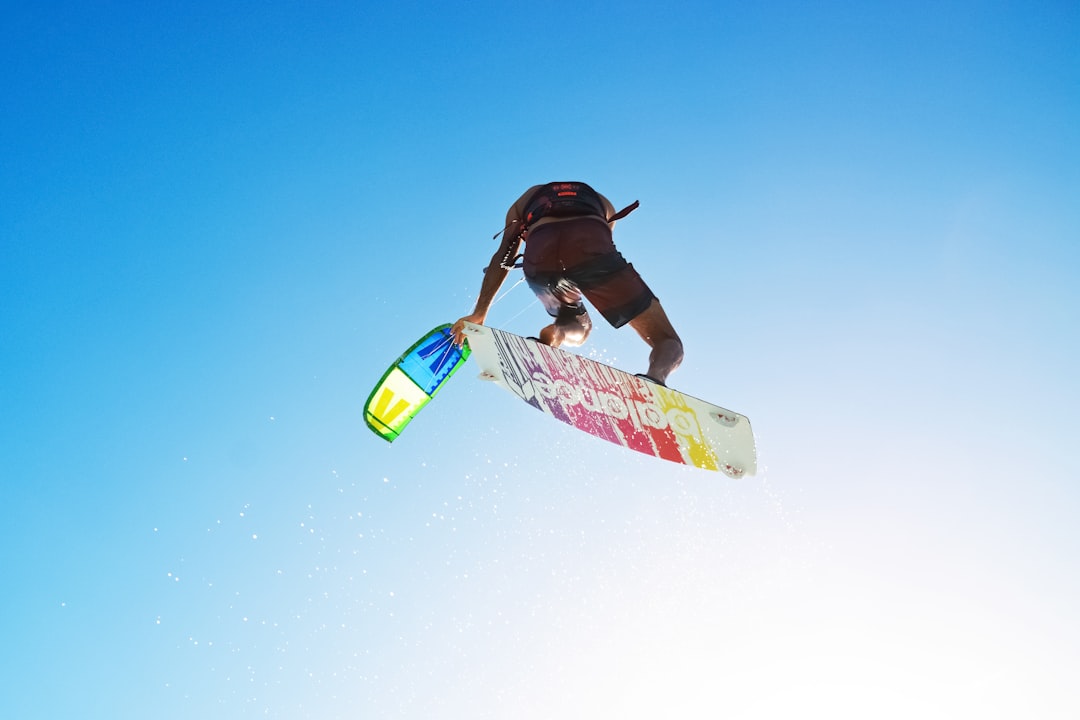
[493,219,520,240]
[608,200,639,223]
[500,252,525,270]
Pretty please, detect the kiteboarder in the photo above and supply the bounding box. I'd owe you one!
[451,182,683,385]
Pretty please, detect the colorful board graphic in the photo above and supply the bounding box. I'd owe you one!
[364,324,471,442]
[462,322,756,477]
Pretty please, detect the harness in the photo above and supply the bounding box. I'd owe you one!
[523,182,608,226]
[492,183,641,270]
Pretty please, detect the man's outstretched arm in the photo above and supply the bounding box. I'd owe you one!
[451,234,522,346]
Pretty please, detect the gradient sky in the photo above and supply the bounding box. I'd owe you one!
[2,2,1078,718]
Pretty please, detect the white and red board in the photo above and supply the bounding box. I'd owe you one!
[462,322,756,477]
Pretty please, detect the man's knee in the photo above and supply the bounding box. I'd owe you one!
[556,310,592,347]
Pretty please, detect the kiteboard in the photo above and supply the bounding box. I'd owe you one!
[461,321,756,477]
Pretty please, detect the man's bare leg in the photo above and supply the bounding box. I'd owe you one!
[626,299,683,384]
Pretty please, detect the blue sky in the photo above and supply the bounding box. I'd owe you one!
[2,1,1078,718]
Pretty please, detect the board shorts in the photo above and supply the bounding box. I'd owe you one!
[522,217,656,328]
